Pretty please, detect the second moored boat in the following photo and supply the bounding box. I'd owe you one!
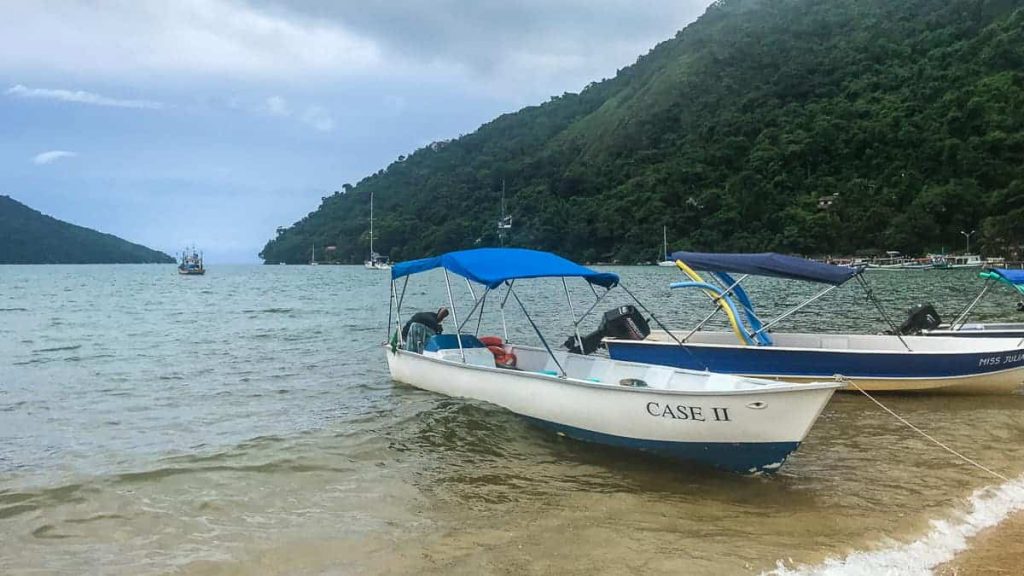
[603,252,1024,394]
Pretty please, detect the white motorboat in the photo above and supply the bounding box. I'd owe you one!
[385,248,839,473]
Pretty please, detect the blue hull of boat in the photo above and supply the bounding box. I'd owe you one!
[605,340,1024,380]
[526,417,801,474]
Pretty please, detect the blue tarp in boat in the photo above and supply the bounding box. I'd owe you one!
[985,268,1024,286]
[669,252,859,285]
[391,248,619,289]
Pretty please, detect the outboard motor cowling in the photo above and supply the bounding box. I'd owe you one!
[895,303,942,335]
[564,305,651,355]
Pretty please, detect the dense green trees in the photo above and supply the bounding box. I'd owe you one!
[0,195,174,264]
[260,0,1024,265]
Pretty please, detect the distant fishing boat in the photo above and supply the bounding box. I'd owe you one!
[385,248,840,474]
[364,190,390,270]
[656,226,675,267]
[865,251,910,270]
[178,247,205,275]
[604,252,1024,394]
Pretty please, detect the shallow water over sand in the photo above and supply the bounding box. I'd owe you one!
[1,264,1022,574]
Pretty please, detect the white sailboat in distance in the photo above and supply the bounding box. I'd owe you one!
[657,226,675,266]
[364,190,391,270]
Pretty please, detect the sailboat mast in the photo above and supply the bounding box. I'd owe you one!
[663,226,668,259]
[369,190,374,256]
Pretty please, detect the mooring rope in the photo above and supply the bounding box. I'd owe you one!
[837,376,1010,482]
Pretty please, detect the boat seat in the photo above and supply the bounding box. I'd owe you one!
[424,334,486,352]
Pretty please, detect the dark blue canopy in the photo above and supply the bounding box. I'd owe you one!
[669,252,859,285]
[391,248,619,289]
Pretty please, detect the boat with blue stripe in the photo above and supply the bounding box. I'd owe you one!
[604,252,1024,394]
[384,248,839,474]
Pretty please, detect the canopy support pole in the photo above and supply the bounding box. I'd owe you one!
[753,284,841,337]
[682,305,724,343]
[950,280,992,330]
[510,286,565,377]
[394,276,409,345]
[562,278,584,353]
[855,274,912,352]
[457,288,488,332]
[474,289,489,336]
[443,269,466,363]
[679,273,749,342]
[576,287,612,328]
[500,280,514,341]
[387,279,395,343]
[619,284,709,370]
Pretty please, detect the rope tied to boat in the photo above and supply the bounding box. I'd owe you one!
[833,374,1010,482]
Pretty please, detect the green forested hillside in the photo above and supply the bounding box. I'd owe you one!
[0,195,175,264]
[260,0,1024,265]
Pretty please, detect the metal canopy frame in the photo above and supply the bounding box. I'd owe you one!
[385,268,710,376]
[671,264,912,351]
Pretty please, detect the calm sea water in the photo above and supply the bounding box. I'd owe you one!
[2,264,1023,575]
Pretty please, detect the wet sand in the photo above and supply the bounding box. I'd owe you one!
[936,511,1024,576]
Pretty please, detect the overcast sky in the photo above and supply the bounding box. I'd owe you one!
[1,0,711,262]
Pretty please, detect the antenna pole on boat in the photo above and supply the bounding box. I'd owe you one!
[855,274,912,352]
[561,278,585,353]
[443,269,466,363]
[618,284,709,370]
[509,286,566,377]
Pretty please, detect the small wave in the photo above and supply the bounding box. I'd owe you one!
[0,307,28,312]
[241,307,294,314]
[766,475,1024,576]
[34,344,82,353]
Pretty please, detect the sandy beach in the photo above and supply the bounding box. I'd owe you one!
[936,511,1024,575]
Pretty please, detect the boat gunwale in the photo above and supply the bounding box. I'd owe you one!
[605,331,1024,356]
[385,343,842,397]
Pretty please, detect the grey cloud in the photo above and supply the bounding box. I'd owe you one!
[253,0,711,93]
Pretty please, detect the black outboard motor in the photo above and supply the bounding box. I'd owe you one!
[894,303,942,335]
[564,305,651,355]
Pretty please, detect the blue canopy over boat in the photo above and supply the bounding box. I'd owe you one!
[985,268,1024,286]
[669,252,859,285]
[391,248,619,289]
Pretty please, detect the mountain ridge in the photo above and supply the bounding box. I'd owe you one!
[0,195,175,264]
[260,0,1024,265]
